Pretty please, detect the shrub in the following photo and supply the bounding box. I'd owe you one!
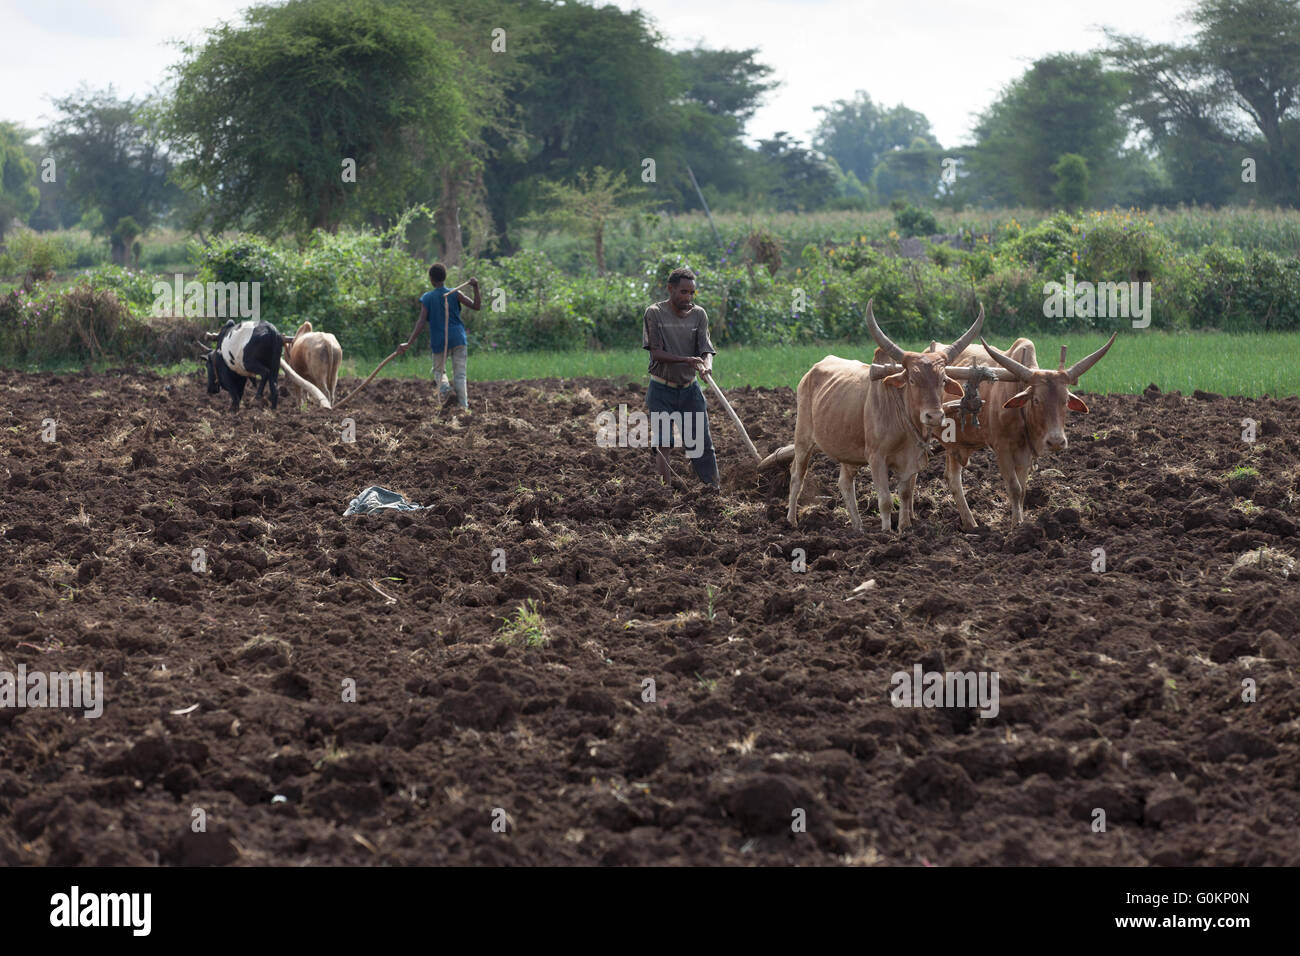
[0,282,151,363]
[894,204,938,239]
[87,265,158,314]
[5,230,73,279]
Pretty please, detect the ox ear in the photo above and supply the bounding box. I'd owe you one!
[1066,392,1089,413]
[943,378,964,397]
[1002,387,1033,409]
[883,371,908,389]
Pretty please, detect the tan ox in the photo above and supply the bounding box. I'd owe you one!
[759,301,991,532]
[282,321,341,408]
[939,333,1117,529]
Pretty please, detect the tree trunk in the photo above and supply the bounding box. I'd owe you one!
[437,167,464,266]
[110,235,126,265]
[594,222,605,275]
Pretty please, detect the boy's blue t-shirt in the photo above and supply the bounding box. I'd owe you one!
[421,287,466,352]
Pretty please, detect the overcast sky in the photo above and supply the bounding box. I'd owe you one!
[1,0,1197,147]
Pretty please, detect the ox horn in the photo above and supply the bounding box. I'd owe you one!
[865,299,905,362]
[944,303,985,362]
[204,331,220,340]
[1064,331,1118,384]
[979,337,1036,382]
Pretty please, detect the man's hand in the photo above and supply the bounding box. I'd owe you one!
[689,357,708,375]
[396,343,409,354]
[468,277,479,289]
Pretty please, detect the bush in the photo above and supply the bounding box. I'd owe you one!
[0,282,156,363]
[3,230,73,279]
[894,204,938,239]
[10,210,1299,365]
[1003,213,1078,277]
[977,266,1047,335]
[87,265,159,314]
[1197,245,1300,331]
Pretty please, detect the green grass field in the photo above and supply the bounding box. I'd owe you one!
[332,332,1300,398]
[31,331,1300,398]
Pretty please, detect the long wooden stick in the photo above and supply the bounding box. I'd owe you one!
[333,350,400,409]
[701,370,761,463]
[335,281,473,410]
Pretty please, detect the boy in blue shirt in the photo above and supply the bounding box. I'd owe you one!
[397,263,482,409]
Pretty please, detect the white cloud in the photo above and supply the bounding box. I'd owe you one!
[613,0,1197,147]
[0,0,250,130]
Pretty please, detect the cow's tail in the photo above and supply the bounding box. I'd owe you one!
[328,341,342,406]
[758,443,795,471]
[279,355,331,408]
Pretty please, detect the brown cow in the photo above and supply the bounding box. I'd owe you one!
[282,321,341,408]
[939,333,1117,529]
[759,301,988,532]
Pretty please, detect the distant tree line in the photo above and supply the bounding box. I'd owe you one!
[1,0,1297,263]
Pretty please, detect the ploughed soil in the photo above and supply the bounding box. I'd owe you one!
[1,366,1298,867]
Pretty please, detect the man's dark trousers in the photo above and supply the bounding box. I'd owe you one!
[646,379,719,485]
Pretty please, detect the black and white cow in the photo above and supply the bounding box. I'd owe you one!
[204,319,283,411]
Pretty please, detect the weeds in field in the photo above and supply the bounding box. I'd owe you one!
[39,558,76,585]
[695,672,717,692]
[315,736,348,770]
[1222,465,1260,482]
[372,424,402,452]
[704,584,719,622]
[498,599,549,647]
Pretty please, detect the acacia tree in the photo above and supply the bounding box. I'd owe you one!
[525,167,649,274]
[164,0,468,239]
[669,47,778,208]
[400,0,542,264]
[481,2,680,252]
[45,90,176,262]
[1107,0,1300,205]
[752,132,838,211]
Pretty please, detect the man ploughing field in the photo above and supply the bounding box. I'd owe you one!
[397,263,482,410]
[642,267,720,489]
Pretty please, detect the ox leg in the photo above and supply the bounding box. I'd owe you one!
[996,448,1024,526]
[786,445,813,527]
[1014,459,1033,522]
[837,463,862,532]
[945,450,977,531]
[243,359,278,411]
[899,471,918,530]
[869,454,892,533]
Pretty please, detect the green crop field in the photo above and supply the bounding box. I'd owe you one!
[344,332,1300,398]
[122,330,1300,398]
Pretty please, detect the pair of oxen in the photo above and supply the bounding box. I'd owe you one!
[760,301,1117,532]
